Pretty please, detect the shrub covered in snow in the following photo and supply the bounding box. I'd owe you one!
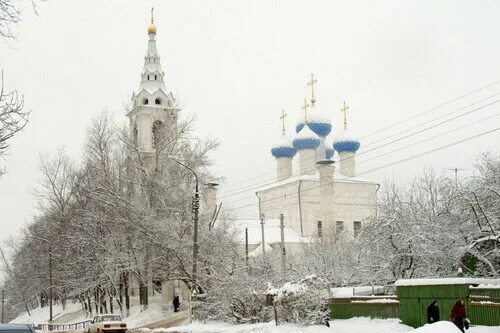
[267,275,330,326]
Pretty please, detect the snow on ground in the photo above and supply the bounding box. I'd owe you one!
[10,296,171,329]
[124,302,168,329]
[10,303,82,324]
[150,318,500,333]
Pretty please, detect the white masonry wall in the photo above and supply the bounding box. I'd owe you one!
[257,177,378,239]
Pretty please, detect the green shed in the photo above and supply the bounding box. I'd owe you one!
[395,278,500,328]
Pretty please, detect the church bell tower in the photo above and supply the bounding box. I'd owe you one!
[127,8,179,154]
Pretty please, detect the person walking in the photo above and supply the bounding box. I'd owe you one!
[427,300,440,323]
[173,295,180,313]
[451,298,467,332]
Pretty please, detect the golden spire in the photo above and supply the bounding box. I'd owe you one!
[307,73,317,105]
[301,99,310,122]
[148,7,157,34]
[341,101,349,129]
[280,109,287,135]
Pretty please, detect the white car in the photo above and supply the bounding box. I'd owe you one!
[87,314,127,333]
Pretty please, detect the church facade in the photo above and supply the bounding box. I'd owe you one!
[234,78,379,256]
[125,13,378,259]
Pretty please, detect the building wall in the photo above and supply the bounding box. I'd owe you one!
[258,178,378,239]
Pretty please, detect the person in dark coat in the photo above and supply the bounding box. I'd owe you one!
[451,298,467,332]
[172,295,180,312]
[427,300,440,323]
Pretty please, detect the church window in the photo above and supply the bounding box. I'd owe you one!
[154,74,157,80]
[317,221,323,238]
[353,221,361,237]
[336,221,344,233]
[155,98,161,105]
[147,75,150,80]
[152,120,164,149]
[143,98,149,105]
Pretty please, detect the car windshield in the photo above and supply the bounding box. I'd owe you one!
[101,315,121,321]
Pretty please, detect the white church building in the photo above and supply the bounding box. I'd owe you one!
[125,13,378,260]
[231,79,379,257]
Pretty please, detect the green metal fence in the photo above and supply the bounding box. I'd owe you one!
[329,281,500,328]
[397,282,500,328]
[468,287,500,326]
[330,297,400,320]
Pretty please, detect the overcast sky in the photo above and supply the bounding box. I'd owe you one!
[1,0,500,241]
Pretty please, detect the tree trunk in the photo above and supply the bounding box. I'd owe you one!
[87,293,92,316]
[124,272,130,317]
[139,281,148,310]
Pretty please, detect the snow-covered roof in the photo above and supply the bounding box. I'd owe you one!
[334,128,359,143]
[331,286,389,298]
[293,125,320,150]
[297,125,319,139]
[255,171,377,193]
[272,134,294,149]
[334,128,360,152]
[248,242,274,257]
[228,219,311,245]
[395,278,500,287]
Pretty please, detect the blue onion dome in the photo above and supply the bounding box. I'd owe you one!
[271,134,297,158]
[333,129,360,153]
[325,137,335,159]
[295,106,332,137]
[293,124,321,150]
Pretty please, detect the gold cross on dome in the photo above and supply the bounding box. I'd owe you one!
[341,101,349,129]
[307,73,317,105]
[151,7,155,24]
[280,109,287,135]
[301,99,310,122]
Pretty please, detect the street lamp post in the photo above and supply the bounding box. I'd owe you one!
[167,157,200,290]
[29,235,53,325]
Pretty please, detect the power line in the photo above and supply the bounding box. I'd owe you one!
[218,99,499,202]
[218,91,500,196]
[222,127,500,213]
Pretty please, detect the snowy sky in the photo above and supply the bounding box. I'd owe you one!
[1,0,500,242]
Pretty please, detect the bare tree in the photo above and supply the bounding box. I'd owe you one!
[0,71,29,177]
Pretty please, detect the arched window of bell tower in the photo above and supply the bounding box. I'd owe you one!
[143,98,149,105]
[152,120,164,149]
[154,74,157,80]
[155,98,161,105]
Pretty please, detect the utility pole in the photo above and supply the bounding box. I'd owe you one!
[279,214,286,274]
[1,288,5,324]
[260,213,266,263]
[49,243,53,324]
[168,156,200,291]
[444,167,468,187]
[192,180,200,291]
[245,227,249,269]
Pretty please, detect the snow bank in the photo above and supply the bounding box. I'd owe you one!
[413,321,461,333]
[10,303,82,324]
[123,302,167,329]
[395,278,500,287]
[162,318,411,333]
[160,318,500,333]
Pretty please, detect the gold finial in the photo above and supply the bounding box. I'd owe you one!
[280,109,287,135]
[307,73,317,105]
[341,101,349,129]
[301,99,310,122]
[147,7,157,34]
